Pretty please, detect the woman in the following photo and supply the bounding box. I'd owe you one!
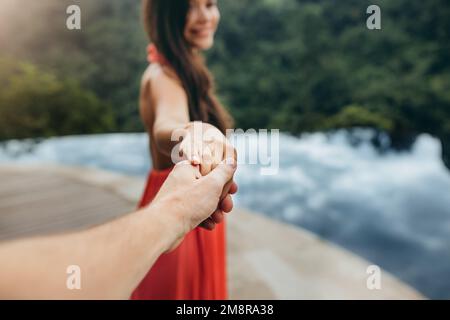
[131,0,236,300]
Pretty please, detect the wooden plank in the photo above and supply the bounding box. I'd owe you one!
[0,169,133,241]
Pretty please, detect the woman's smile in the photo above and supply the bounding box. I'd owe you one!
[190,27,214,38]
[184,0,220,50]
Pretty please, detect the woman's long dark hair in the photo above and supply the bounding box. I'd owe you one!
[143,0,233,134]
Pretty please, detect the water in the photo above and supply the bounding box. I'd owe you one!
[1,131,449,299]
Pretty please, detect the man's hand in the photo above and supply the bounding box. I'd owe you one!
[151,158,238,251]
[176,122,238,230]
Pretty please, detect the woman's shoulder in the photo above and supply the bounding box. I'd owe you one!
[142,63,181,88]
[141,64,186,102]
[141,64,161,89]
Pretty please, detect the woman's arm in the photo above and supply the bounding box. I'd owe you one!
[142,68,191,157]
[140,68,237,230]
[142,68,236,166]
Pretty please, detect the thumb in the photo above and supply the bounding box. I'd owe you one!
[205,158,237,188]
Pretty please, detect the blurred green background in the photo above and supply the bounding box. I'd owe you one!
[0,0,449,168]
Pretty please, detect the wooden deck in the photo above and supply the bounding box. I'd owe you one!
[0,164,424,299]
[0,169,132,241]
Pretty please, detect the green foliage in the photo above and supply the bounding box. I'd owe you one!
[0,0,147,132]
[0,58,115,140]
[209,0,450,135]
[207,0,450,161]
[321,105,394,132]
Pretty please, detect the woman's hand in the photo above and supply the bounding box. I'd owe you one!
[178,122,237,176]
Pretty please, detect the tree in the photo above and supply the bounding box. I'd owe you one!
[0,58,115,140]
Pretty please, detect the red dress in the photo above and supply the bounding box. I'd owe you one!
[130,45,227,300]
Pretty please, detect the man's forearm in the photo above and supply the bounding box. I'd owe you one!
[0,201,180,300]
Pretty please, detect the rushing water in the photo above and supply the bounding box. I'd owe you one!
[1,131,449,299]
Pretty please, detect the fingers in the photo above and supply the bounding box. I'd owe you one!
[220,177,238,201]
[172,160,200,180]
[199,209,225,231]
[211,140,224,171]
[220,194,234,213]
[192,140,202,165]
[180,125,236,176]
[229,182,238,195]
[205,158,237,192]
[219,179,233,203]
[179,137,191,161]
[179,135,201,165]
[199,218,216,231]
[211,209,225,224]
[200,146,213,176]
[224,143,237,163]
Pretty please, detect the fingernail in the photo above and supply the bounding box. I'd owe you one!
[192,155,200,164]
